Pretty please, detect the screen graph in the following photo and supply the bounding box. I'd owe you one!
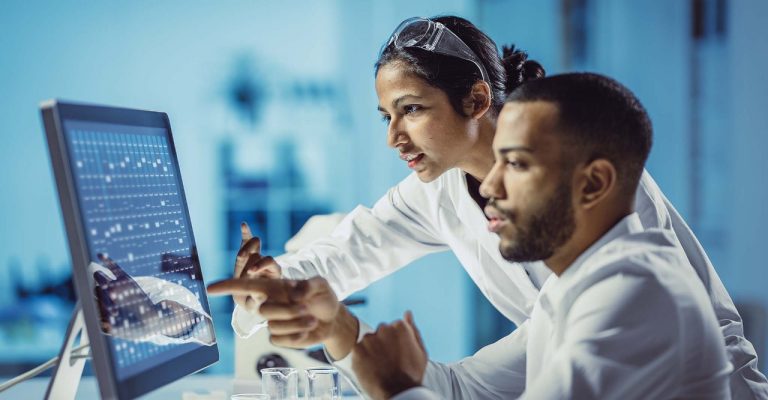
[63,120,214,379]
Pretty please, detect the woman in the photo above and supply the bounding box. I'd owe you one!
[230,16,765,398]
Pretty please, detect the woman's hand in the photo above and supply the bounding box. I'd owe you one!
[233,222,282,313]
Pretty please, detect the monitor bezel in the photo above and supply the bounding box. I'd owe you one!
[40,100,219,399]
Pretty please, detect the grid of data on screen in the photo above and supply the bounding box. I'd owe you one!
[67,125,210,372]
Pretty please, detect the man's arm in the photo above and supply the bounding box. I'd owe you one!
[521,272,728,400]
[637,171,768,398]
[420,321,527,399]
[210,277,528,399]
[349,316,528,400]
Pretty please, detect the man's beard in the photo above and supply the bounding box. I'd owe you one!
[497,183,576,263]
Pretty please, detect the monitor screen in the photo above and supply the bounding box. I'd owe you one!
[41,101,218,399]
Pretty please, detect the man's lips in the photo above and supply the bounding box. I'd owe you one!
[484,206,510,233]
[487,217,507,233]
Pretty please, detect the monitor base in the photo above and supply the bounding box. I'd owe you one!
[45,302,90,400]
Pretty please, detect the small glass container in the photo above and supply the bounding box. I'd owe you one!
[261,367,299,400]
[305,367,340,400]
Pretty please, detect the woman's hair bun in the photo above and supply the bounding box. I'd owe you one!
[501,45,546,93]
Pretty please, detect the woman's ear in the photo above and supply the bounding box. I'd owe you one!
[577,158,617,210]
[463,81,492,119]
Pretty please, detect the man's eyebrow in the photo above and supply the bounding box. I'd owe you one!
[377,94,423,112]
[499,146,535,155]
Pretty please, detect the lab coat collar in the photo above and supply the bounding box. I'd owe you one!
[538,212,644,317]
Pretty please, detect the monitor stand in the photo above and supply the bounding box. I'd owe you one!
[45,302,90,400]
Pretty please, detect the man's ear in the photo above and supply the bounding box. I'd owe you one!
[576,158,617,210]
[462,81,492,119]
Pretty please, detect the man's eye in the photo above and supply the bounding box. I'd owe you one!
[506,160,527,169]
[381,114,391,124]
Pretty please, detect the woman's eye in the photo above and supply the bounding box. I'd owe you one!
[404,105,422,114]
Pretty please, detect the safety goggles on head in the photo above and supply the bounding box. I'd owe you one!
[382,17,491,85]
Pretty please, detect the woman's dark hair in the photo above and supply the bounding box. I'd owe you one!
[375,15,545,116]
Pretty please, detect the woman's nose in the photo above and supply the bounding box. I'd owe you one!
[386,119,408,148]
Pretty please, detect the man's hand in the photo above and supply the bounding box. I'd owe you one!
[352,311,427,400]
[233,222,282,313]
[207,276,359,358]
[267,277,360,360]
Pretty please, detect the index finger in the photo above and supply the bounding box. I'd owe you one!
[404,310,425,350]
[240,222,253,245]
[207,278,293,302]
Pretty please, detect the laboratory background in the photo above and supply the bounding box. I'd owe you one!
[0,0,766,379]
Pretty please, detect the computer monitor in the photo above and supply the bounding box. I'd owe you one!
[40,100,219,399]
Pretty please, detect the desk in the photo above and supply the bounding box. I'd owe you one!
[1,374,361,399]
[0,374,261,399]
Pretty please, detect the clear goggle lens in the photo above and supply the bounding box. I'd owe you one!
[382,17,490,85]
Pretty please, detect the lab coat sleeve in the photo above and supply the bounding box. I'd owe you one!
[324,320,375,399]
[419,321,528,399]
[664,195,768,398]
[232,173,450,338]
[231,305,266,338]
[636,171,768,398]
[330,321,527,400]
[520,273,729,400]
[275,172,449,299]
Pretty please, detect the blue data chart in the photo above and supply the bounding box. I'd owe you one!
[63,120,214,379]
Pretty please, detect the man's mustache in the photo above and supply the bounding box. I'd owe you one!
[487,198,516,221]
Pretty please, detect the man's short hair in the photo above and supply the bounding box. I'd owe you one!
[506,72,653,198]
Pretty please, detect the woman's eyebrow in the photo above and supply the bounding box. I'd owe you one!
[393,94,422,107]
[499,146,535,155]
[377,94,423,112]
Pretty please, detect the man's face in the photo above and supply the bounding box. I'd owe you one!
[480,101,576,263]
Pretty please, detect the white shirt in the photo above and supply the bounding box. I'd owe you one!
[331,214,731,399]
[232,169,767,397]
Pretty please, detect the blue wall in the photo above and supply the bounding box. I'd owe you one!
[0,0,476,376]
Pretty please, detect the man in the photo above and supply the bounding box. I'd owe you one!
[209,73,735,398]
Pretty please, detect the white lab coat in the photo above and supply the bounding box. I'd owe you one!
[337,214,733,399]
[232,168,768,398]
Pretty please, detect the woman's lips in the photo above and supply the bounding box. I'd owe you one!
[406,153,425,169]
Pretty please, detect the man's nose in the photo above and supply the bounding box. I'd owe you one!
[479,162,505,199]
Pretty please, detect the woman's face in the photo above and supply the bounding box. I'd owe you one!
[375,62,477,182]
